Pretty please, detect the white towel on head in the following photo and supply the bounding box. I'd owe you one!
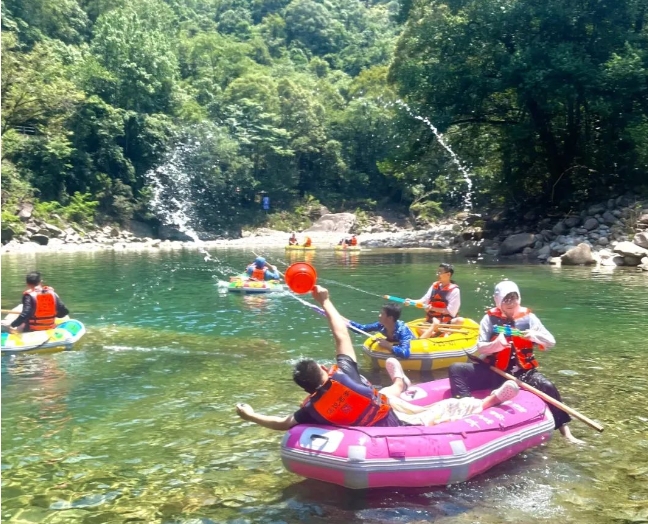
[493,280,521,308]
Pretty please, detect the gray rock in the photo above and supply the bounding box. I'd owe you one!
[540,229,556,241]
[561,243,596,265]
[583,218,599,230]
[588,204,607,215]
[18,202,34,221]
[128,220,155,238]
[1,225,16,243]
[597,237,609,246]
[552,221,567,235]
[613,241,648,258]
[564,216,581,228]
[612,209,622,217]
[30,234,50,246]
[499,233,535,256]
[538,245,551,256]
[607,199,616,210]
[459,240,484,258]
[40,223,63,237]
[634,232,648,249]
[305,213,356,233]
[624,255,642,266]
[158,225,195,242]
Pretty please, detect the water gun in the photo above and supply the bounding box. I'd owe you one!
[382,295,425,308]
[494,325,524,337]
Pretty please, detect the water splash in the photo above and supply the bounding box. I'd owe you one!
[146,141,215,263]
[396,100,474,211]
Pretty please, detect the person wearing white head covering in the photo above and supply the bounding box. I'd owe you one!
[447,280,584,444]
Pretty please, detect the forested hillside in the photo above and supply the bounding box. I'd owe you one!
[2,0,647,234]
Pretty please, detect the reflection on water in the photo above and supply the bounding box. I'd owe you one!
[2,249,647,523]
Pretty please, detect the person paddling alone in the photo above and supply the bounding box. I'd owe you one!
[1,271,69,334]
[246,257,280,281]
[348,303,415,359]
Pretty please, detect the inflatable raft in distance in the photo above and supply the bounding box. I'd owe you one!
[334,245,362,252]
[285,245,316,251]
[227,275,284,294]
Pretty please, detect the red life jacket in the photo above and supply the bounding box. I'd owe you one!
[425,281,458,323]
[486,307,539,372]
[349,237,358,246]
[251,267,266,281]
[303,237,312,247]
[304,366,392,426]
[24,286,58,331]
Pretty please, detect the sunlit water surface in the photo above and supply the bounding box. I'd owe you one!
[1,248,646,523]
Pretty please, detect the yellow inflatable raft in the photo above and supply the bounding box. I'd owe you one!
[334,245,362,252]
[361,318,479,371]
[285,245,316,251]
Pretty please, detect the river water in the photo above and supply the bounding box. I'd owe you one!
[1,247,646,524]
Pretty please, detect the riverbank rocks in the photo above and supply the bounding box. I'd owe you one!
[498,233,535,255]
[561,243,596,265]
[305,213,356,233]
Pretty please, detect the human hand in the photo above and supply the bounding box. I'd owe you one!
[494,333,508,350]
[236,403,255,420]
[311,285,329,304]
[8,326,18,334]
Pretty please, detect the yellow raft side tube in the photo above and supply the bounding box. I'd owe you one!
[361,317,480,371]
[285,245,316,251]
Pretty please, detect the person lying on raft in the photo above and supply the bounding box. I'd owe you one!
[235,286,519,430]
[447,280,584,444]
[245,257,281,281]
[347,303,415,358]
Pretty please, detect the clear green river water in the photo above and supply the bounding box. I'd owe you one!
[1,247,647,524]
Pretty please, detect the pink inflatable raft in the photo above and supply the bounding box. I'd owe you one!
[281,378,554,489]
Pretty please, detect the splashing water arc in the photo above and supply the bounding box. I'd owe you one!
[396,100,474,211]
[145,140,214,262]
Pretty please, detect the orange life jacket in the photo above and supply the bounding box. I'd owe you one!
[349,237,358,246]
[303,237,312,247]
[24,286,58,331]
[251,267,266,281]
[486,307,539,372]
[304,365,392,426]
[425,281,458,323]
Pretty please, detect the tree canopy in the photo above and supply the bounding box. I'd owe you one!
[1,0,646,233]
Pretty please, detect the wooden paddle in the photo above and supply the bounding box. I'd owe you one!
[1,309,21,315]
[463,350,603,432]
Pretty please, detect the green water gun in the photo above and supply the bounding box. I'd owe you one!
[494,325,524,337]
[382,295,425,308]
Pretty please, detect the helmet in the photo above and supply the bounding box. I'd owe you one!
[254,256,266,268]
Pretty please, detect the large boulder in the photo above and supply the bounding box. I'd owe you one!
[128,220,155,239]
[634,232,648,249]
[18,202,34,221]
[305,213,356,233]
[613,241,648,258]
[583,217,600,230]
[158,225,195,242]
[498,233,535,255]
[30,234,50,246]
[563,216,581,228]
[37,223,64,238]
[561,243,596,265]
